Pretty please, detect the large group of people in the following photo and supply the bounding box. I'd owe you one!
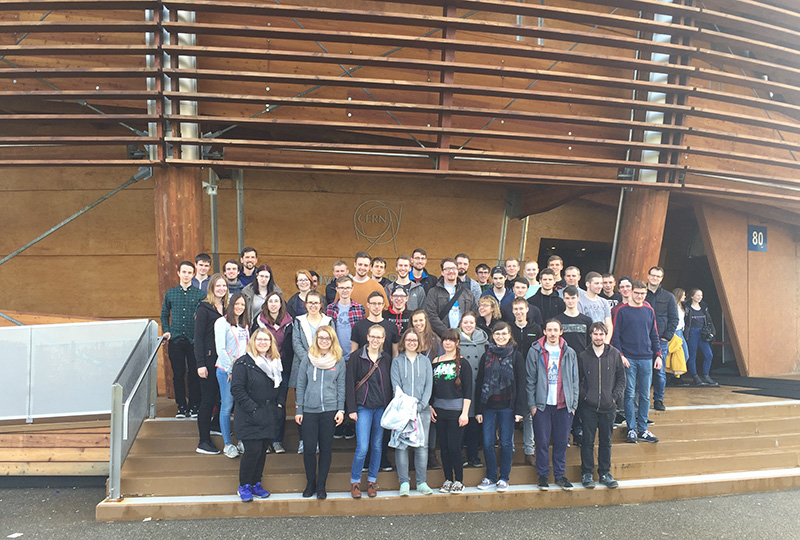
[159,247,718,501]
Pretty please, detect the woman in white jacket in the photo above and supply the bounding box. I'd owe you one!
[214,292,250,458]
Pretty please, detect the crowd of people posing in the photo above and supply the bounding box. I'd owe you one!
[160,247,717,502]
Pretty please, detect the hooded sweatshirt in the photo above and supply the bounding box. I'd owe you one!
[459,328,489,416]
[390,352,433,413]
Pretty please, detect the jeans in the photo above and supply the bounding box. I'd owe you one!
[625,358,653,434]
[395,407,430,485]
[687,330,713,377]
[522,412,535,456]
[532,405,572,479]
[652,339,669,402]
[580,407,615,476]
[481,407,515,483]
[239,438,271,486]
[435,409,466,482]
[216,368,234,445]
[167,338,200,409]
[350,406,384,483]
[302,410,336,491]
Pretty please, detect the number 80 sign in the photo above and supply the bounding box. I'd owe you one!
[748,225,767,252]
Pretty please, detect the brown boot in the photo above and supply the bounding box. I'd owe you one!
[367,481,378,497]
[351,483,362,499]
[525,454,536,466]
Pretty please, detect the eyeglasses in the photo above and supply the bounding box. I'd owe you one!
[317,336,332,342]
[306,301,321,306]
[368,301,384,306]
[297,278,310,283]
[442,267,457,272]
[367,335,384,340]
[337,286,353,291]
[255,338,272,343]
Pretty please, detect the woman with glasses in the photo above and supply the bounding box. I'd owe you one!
[289,291,331,454]
[295,325,346,499]
[475,322,526,492]
[391,328,434,496]
[346,324,393,498]
[231,328,285,502]
[476,296,502,336]
[287,269,323,319]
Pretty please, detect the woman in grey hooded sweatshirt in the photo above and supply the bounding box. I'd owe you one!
[458,312,489,467]
[390,328,433,496]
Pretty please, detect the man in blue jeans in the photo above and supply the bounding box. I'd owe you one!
[611,281,662,444]
[645,266,678,411]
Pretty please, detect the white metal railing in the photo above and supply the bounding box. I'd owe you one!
[108,320,163,500]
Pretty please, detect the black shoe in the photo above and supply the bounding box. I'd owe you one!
[427,454,441,470]
[189,406,199,418]
[302,483,316,498]
[196,441,220,454]
[693,375,707,386]
[537,476,549,491]
[572,430,583,447]
[343,424,355,439]
[581,473,595,489]
[380,462,394,472]
[599,473,619,489]
[175,406,188,418]
[333,424,345,439]
[469,457,483,468]
[702,374,719,387]
[614,412,625,426]
[316,489,327,500]
[555,477,573,491]
[653,400,666,411]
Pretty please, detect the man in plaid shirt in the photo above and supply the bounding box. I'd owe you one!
[326,274,365,439]
[160,261,206,418]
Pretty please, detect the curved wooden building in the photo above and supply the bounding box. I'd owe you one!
[1,0,799,378]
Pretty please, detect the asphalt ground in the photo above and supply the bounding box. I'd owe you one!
[2,485,799,540]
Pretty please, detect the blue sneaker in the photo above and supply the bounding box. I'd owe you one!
[250,482,270,498]
[238,484,253,502]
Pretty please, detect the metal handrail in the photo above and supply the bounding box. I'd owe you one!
[108,320,164,500]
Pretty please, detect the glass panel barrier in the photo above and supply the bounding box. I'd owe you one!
[0,326,32,421]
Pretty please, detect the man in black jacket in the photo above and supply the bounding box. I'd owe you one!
[645,266,679,412]
[578,322,625,489]
[424,258,476,336]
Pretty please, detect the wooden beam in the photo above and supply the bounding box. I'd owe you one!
[613,188,671,281]
[516,186,600,217]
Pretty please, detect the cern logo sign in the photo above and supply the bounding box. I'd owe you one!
[353,200,403,252]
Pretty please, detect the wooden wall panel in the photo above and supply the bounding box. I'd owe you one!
[696,202,800,376]
[613,188,670,282]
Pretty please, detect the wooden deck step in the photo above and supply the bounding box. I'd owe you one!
[97,467,800,522]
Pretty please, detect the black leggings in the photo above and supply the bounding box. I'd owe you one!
[240,438,271,486]
[197,371,219,444]
[301,410,336,490]
[436,409,465,482]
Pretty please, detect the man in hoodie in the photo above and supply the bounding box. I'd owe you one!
[424,258,477,337]
[529,269,566,321]
[386,255,426,311]
[527,319,580,491]
[577,322,625,489]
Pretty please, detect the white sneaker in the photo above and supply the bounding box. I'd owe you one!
[297,441,304,454]
[496,479,509,492]
[237,441,245,454]
[223,444,240,458]
[477,478,493,490]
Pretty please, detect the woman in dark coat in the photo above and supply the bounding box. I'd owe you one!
[231,328,286,502]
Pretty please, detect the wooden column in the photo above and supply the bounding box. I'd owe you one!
[154,165,205,397]
[613,188,669,282]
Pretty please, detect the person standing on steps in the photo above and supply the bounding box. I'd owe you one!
[231,328,284,502]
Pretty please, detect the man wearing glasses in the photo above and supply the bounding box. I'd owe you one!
[645,266,679,412]
[326,276,365,354]
[611,281,662,444]
[350,291,400,358]
[425,258,477,337]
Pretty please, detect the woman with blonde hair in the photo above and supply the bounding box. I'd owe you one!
[231,328,285,502]
[294,325,346,499]
[194,273,228,455]
[476,296,502,336]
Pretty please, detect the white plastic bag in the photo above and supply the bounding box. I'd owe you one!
[381,385,417,430]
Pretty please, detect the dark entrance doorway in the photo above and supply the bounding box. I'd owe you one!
[535,238,613,277]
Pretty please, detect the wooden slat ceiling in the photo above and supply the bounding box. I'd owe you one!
[1,0,800,212]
